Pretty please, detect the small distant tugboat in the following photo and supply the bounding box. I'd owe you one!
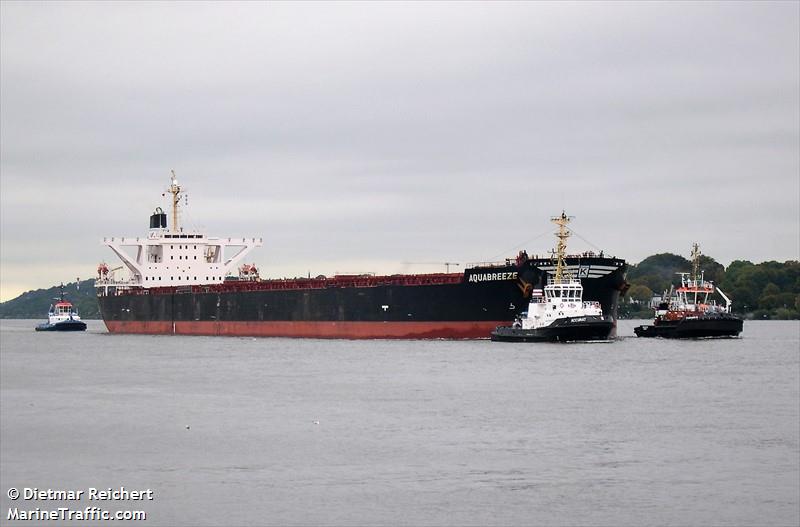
[634,244,743,339]
[491,212,614,342]
[35,286,87,332]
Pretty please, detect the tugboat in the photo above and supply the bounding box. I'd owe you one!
[491,212,614,342]
[634,244,743,339]
[35,285,87,332]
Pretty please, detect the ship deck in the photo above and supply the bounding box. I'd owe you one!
[102,272,466,296]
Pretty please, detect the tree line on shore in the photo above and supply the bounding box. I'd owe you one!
[1,256,798,319]
[620,254,799,320]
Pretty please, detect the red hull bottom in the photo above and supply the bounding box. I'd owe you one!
[103,320,505,339]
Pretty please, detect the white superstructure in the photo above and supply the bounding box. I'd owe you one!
[512,212,604,330]
[515,281,604,330]
[96,172,262,290]
[47,300,83,325]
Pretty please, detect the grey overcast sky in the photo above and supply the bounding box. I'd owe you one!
[1,1,798,301]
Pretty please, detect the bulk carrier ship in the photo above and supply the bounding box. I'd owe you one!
[95,174,628,338]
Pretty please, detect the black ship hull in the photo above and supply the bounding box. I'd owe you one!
[491,315,613,342]
[35,320,87,332]
[97,256,627,339]
[634,315,743,339]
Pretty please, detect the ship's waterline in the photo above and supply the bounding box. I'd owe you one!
[104,320,508,339]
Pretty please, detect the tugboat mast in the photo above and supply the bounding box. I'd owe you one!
[690,242,701,282]
[551,211,573,283]
[167,170,182,233]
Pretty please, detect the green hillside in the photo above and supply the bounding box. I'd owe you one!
[0,280,100,319]
[620,256,799,319]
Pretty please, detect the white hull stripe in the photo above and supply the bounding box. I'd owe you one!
[537,265,617,277]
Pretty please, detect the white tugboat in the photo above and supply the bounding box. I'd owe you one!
[35,285,87,332]
[491,212,614,342]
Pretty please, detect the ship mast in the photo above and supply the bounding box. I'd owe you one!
[167,170,182,233]
[551,211,573,282]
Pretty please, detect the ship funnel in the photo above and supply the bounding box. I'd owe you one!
[149,207,167,229]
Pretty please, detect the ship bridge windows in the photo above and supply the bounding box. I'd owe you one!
[546,286,582,301]
[566,288,579,301]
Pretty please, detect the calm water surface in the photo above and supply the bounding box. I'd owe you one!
[1,319,798,526]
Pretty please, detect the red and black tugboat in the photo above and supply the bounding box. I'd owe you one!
[634,244,743,339]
